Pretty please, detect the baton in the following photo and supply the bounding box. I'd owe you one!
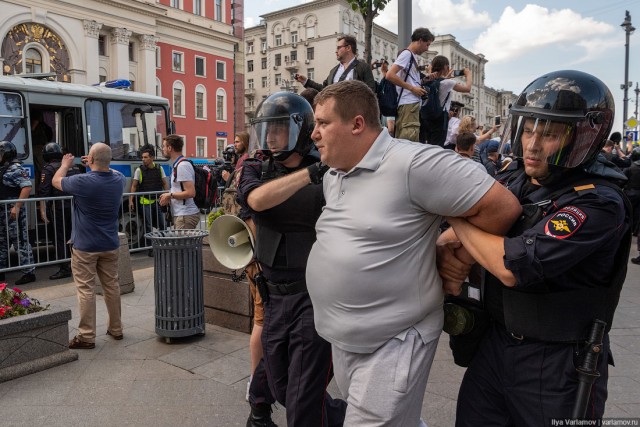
[571,319,606,419]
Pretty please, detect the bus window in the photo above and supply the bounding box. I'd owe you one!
[0,92,27,159]
[86,100,106,147]
[106,102,168,160]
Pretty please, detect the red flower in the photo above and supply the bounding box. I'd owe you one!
[0,307,5,317]
[13,287,22,293]
[0,283,6,291]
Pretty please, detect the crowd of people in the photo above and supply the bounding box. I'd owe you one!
[0,24,637,426]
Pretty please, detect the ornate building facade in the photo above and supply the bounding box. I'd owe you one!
[0,0,244,158]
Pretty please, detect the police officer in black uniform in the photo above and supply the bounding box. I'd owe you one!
[238,92,346,427]
[439,70,631,425]
[39,142,81,280]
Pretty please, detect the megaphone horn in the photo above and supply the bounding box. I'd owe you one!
[209,214,255,270]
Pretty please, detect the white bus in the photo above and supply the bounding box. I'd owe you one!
[0,75,173,185]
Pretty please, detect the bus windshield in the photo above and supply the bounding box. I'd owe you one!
[0,91,26,159]
[86,100,168,160]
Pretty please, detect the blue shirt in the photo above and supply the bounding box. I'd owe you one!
[62,170,125,252]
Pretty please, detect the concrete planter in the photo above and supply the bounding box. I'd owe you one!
[0,306,78,383]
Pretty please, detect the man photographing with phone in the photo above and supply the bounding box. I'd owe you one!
[294,35,376,93]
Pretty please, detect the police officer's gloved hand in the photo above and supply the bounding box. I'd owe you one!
[307,162,330,185]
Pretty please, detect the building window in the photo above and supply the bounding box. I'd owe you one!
[170,0,180,8]
[307,68,314,81]
[215,0,222,22]
[196,137,206,157]
[307,47,314,60]
[155,47,161,68]
[195,56,205,76]
[291,31,298,44]
[248,99,254,108]
[261,58,267,70]
[195,85,206,119]
[290,50,297,61]
[306,25,315,39]
[248,60,253,72]
[247,41,254,53]
[25,49,43,74]
[275,54,281,66]
[275,74,281,86]
[217,138,226,158]
[98,35,106,56]
[275,34,282,47]
[261,39,267,51]
[216,61,225,80]
[128,42,135,62]
[172,52,184,72]
[173,81,185,116]
[261,76,267,88]
[155,78,161,97]
[194,0,202,16]
[216,88,226,121]
[99,74,107,83]
[248,79,254,89]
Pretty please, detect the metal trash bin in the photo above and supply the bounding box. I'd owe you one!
[146,229,208,343]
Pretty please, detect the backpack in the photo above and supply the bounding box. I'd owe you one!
[173,158,217,210]
[420,78,451,125]
[376,50,415,117]
[221,168,242,216]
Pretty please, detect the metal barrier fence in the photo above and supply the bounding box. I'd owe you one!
[0,189,216,274]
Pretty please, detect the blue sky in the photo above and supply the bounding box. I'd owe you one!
[245,0,640,134]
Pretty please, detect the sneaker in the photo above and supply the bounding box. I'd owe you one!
[632,256,640,265]
[246,380,251,402]
[49,268,72,280]
[69,336,95,349]
[246,403,277,427]
[15,273,36,286]
[106,330,124,340]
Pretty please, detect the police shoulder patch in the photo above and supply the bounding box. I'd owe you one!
[544,206,586,239]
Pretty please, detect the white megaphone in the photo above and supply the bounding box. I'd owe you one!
[209,214,255,270]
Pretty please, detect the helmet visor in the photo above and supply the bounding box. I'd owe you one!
[500,114,607,169]
[249,115,303,157]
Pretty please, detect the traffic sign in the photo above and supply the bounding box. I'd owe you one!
[626,117,638,128]
[626,130,639,144]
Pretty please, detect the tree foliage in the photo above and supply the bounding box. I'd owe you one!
[346,0,392,64]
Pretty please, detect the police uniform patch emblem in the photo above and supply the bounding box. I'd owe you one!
[544,206,586,239]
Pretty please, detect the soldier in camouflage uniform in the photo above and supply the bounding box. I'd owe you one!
[0,141,36,285]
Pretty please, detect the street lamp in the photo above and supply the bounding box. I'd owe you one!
[621,10,635,132]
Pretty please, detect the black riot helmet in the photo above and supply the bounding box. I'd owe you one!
[500,70,614,170]
[249,92,315,161]
[43,142,63,162]
[0,141,17,166]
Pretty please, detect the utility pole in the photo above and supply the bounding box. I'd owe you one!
[621,10,635,139]
[398,2,411,47]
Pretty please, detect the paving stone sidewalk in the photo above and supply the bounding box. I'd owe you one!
[0,254,639,426]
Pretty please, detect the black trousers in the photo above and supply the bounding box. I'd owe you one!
[420,114,449,146]
[53,203,72,262]
[456,323,610,426]
[249,291,346,427]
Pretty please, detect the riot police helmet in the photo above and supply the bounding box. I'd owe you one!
[43,142,63,162]
[631,147,640,162]
[0,141,17,166]
[249,91,314,161]
[500,70,614,171]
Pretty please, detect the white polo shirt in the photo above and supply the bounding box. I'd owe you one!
[306,128,495,353]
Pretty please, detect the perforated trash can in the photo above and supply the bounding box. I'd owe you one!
[146,230,208,343]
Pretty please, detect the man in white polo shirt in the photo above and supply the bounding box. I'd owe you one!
[305,80,522,425]
[158,134,199,229]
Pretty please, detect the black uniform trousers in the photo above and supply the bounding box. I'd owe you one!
[249,291,346,427]
[456,323,610,426]
[52,201,72,261]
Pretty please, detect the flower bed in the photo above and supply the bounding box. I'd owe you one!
[0,284,77,383]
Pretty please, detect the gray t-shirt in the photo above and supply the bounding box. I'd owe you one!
[306,129,495,353]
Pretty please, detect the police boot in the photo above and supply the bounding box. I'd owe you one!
[50,263,72,280]
[246,403,277,427]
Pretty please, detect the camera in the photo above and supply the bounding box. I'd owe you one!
[293,73,300,80]
[373,61,381,69]
[453,70,465,77]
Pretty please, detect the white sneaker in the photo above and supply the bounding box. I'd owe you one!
[246,380,251,402]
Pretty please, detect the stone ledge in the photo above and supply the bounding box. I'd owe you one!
[0,307,71,337]
[0,350,78,383]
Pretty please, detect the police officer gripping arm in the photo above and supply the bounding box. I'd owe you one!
[237,92,344,427]
[439,70,631,426]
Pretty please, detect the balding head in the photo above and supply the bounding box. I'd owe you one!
[89,142,112,169]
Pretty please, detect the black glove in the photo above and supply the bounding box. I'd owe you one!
[307,162,330,185]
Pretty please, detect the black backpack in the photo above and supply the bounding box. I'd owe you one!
[376,50,415,117]
[420,78,450,125]
[173,159,217,210]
